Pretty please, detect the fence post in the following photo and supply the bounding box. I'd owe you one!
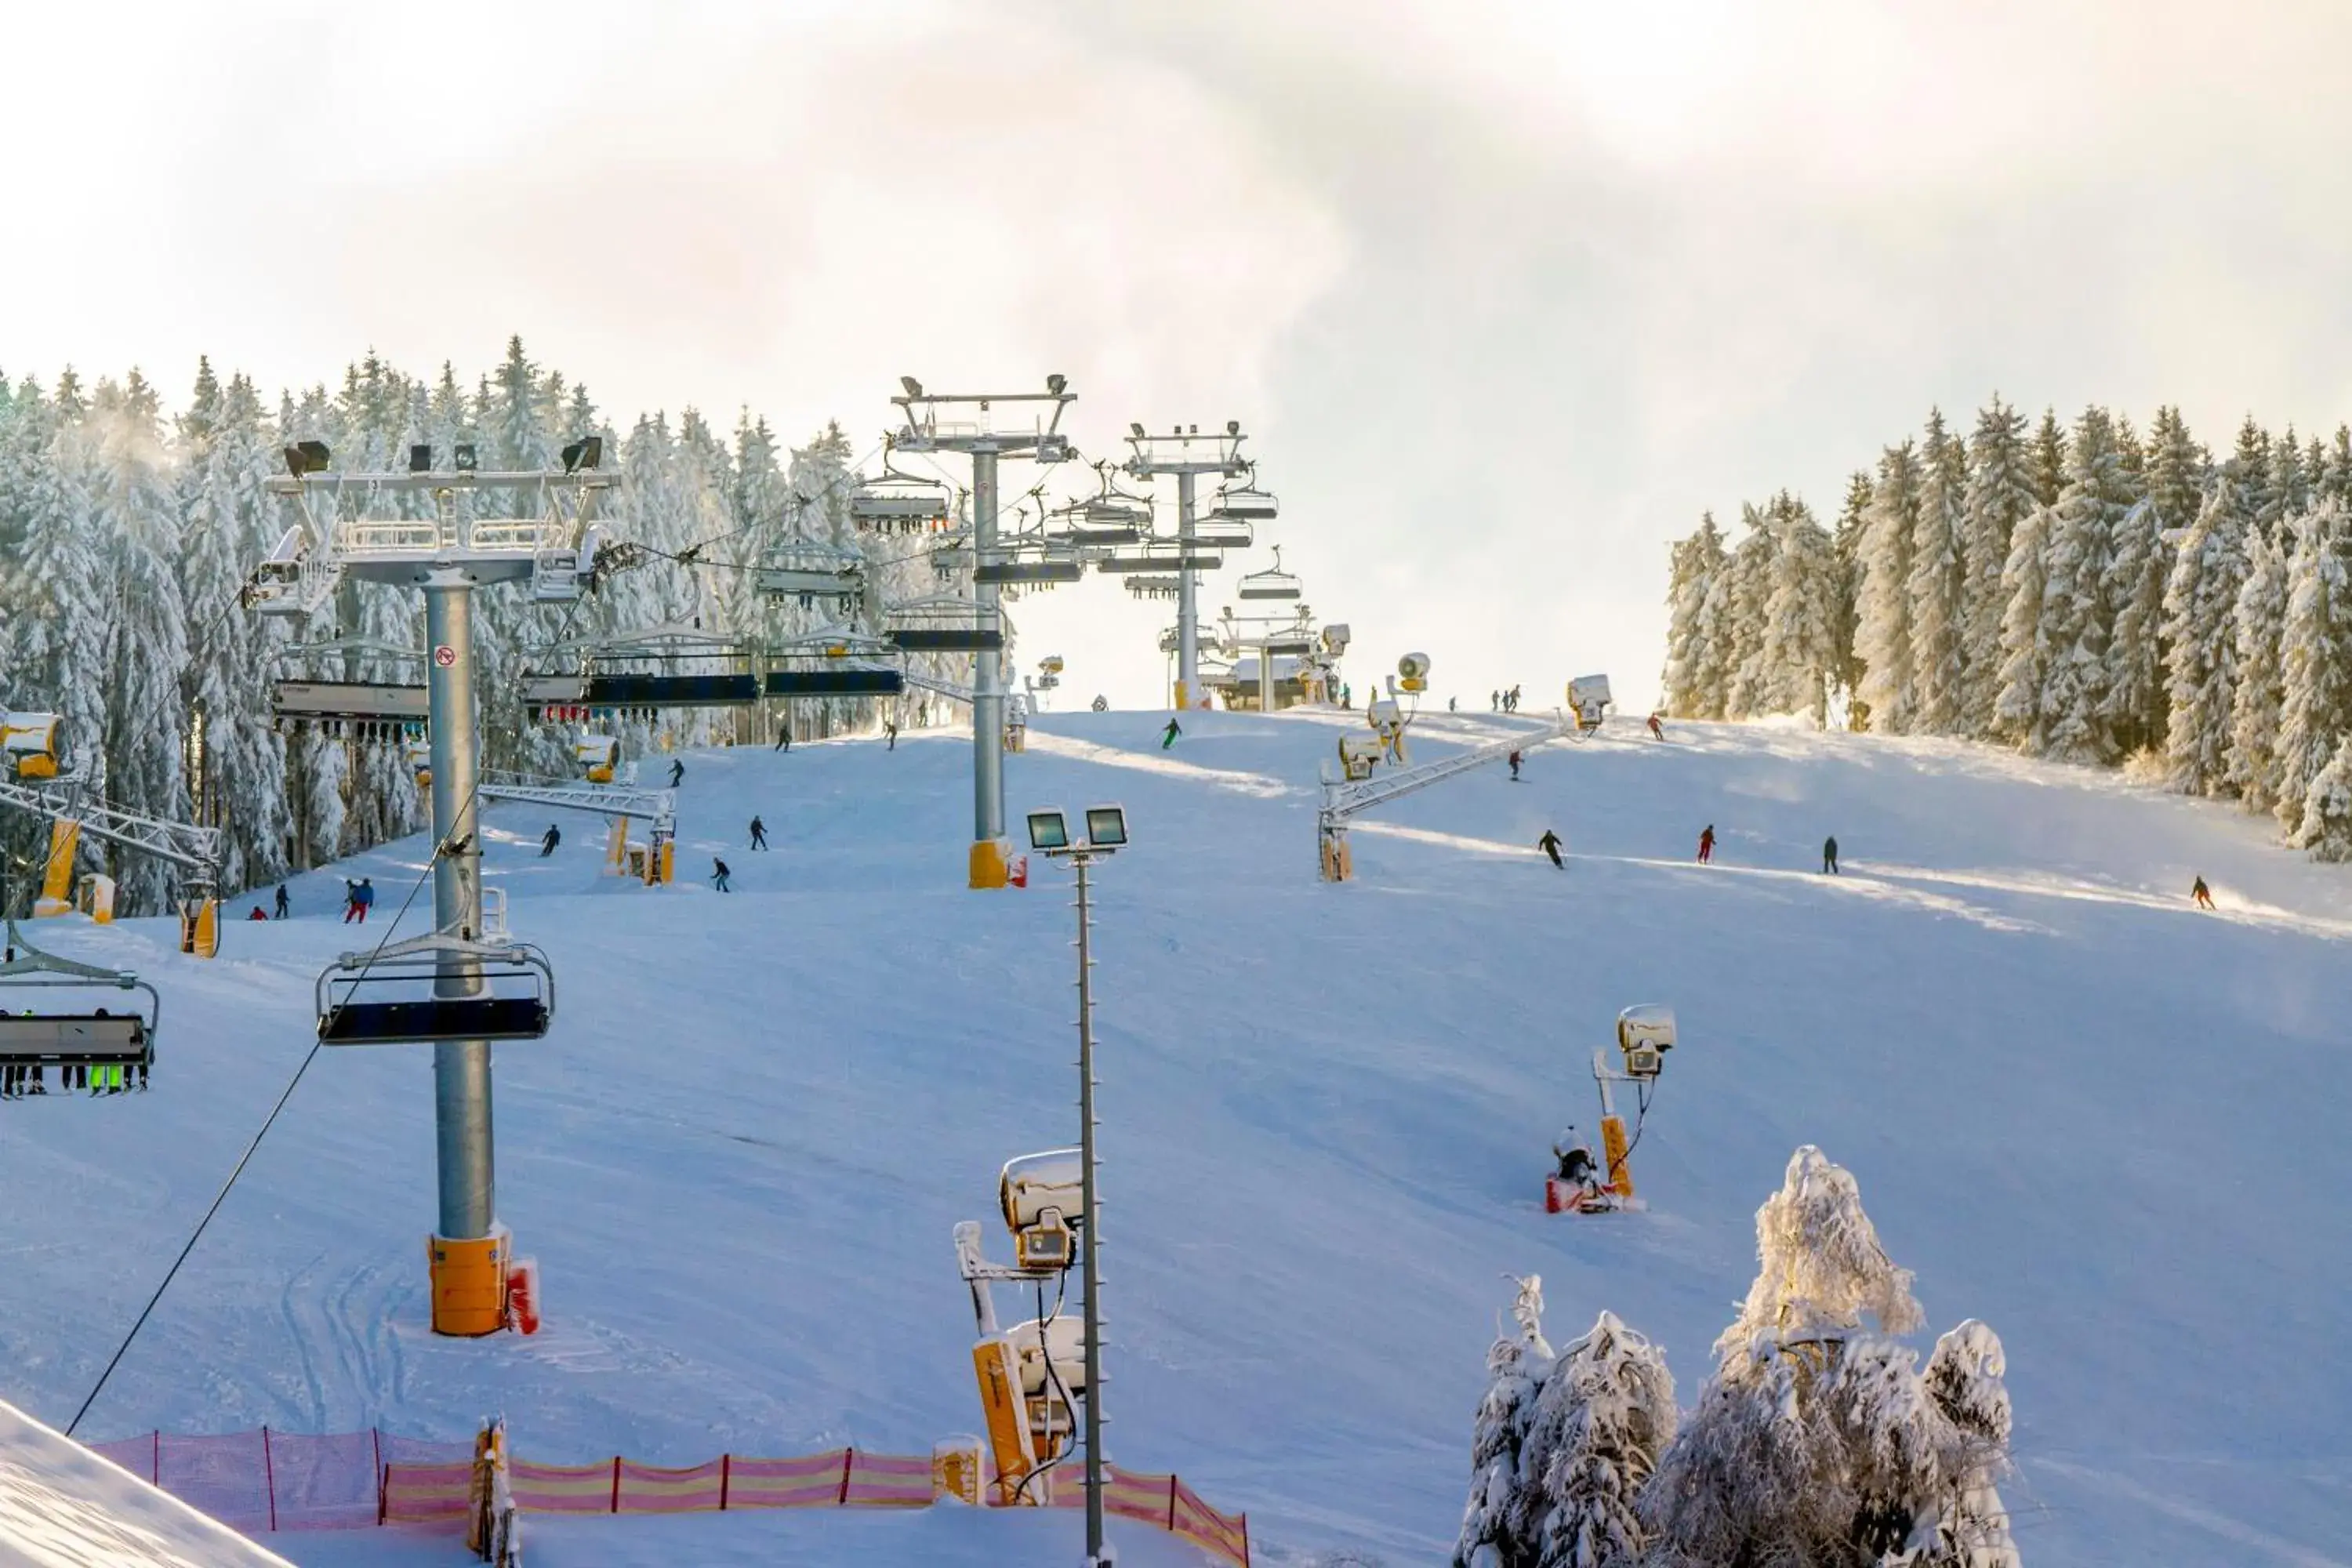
[372,1430,385,1525]
[1242,1512,1251,1567]
[1168,1473,1178,1530]
[610,1455,622,1514]
[838,1447,854,1505]
[151,1430,160,1484]
[262,1428,278,1533]
[719,1454,731,1512]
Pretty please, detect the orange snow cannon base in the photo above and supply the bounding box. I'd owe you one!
[429,1232,513,1337]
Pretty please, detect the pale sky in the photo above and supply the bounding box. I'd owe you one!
[8,0,2352,710]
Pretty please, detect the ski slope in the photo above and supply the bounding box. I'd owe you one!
[2,710,2348,1566]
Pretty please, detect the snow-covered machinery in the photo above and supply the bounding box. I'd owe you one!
[954,1149,1091,1503]
[0,918,160,1098]
[1396,652,1432,695]
[1567,673,1614,735]
[2,713,63,780]
[573,733,619,785]
[1548,1004,1675,1215]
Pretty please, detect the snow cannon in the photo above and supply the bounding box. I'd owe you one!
[1000,1149,1082,1271]
[1396,652,1432,695]
[1321,623,1351,655]
[2,712,63,780]
[573,732,619,784]
[1616,1004,1674,1079]
[1548,1004,1677,1216]
[1567,674,1613,734]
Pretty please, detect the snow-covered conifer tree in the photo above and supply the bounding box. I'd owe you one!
[1922,1321,2021,1568]
[2223,527,2289,811]
[2105,407,2191,755]
[2035,408,2129,764]
[1721,507,1779,719]
[1960,399,2034,735]
[1908,412,1969,733]
[1661,514,1728,719]
[1454,1278,1555,1568]
[2027,408,2067,508]
[2293,734,2352,861]
[1990,505,2053,748]
[1526,1312,1676,1568]
[1854,441,1922,732]
[2160,476,2249,795]
[2271,497,2352,833]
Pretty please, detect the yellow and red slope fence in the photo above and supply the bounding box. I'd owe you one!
[82,1428,1248,1568]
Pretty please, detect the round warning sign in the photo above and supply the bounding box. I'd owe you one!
[434,644,457,668]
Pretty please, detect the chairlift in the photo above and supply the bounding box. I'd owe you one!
[765,636,906,699]
[850,451,953,535]
[886,597,1005,654]
[1236,545,1302,601]
[0,919,158,1095]
[1,713,63,780]
[757,538,866,605]
[1208,469,1279,524]
[1189,514,1254,550]
[975,539,1084,586]
[1125,575,1183,602]
[1092,539,1221,575]
[315,928,556,1046]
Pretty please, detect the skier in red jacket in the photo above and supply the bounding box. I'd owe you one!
[1697,824,1715,863]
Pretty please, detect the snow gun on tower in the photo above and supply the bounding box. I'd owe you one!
[953,1150,1090,1503]
[1548,1004,1675,1214]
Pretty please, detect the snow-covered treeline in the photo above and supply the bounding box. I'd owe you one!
[0,338,961,914]
[1660,401,2352,859]
[1454,1149,2016,1568]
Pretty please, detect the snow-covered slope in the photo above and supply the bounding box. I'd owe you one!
[2,711,2347,1566]
[0,1396,295,1567]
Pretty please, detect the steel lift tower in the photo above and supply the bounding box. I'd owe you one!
[1123,423,1260,712]
[890,376,1077,889]
[260,437,613,1334]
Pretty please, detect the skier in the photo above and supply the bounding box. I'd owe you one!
[710,857,732,893]
[539,823,561,858]
[1508,750,1523,781]
[1823,835,1839,875]
[750,815,768,851]
[1449,696,1458,713]
[1340,684,1351,710]
[1552,1128,1601,1198]
[1697,825,1715,864]
[341,879,362,924]
[1647,712,1665,740]
[1490,690,1500,712]
[668,758,685,789]
[1508,684,1522,713]
[2192,875,2215,909]
[884,720,898,751]
[273,884,289,920]
[1162,717,1181,750]
[354,878,376,921]
[774,720,792,753]
[247,906,267,921]
[1537,828,1563,868]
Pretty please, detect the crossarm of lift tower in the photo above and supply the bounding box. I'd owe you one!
[890,375,1077,457]
[1122,418,1252,477]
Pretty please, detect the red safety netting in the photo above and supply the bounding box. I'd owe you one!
[74,1428,1248,1564]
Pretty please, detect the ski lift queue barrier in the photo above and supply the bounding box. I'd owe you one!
[80,1427,1250,1566]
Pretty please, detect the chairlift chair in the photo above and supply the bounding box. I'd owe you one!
[849,456,953,535]
[1125,575,1183,601]
[1207,470,1279,523]
[1236,545,1302,601]
[315,929,556,1046]
[0,919,159,1094]
[765,634,907,699]
[1189,514,1254,550]
[886,597,1005,654]
[757,539,866,606]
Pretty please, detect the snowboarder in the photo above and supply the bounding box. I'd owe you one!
[884,720,898,751]
[354,878,376,921]
[710,857,732,893]
[1822,835,1838,875]
[539,823,561,858]
[273,884,289,920]
[774,720,792,753]
[1508,750,1523,781]
[2192,875,2215,909]
[1697,825,1715,863]
[750,815,768,851]
[1553,1128,1600,1196]
[668,758,685,789]
[1646,712,1665,740]
[1162,717,1181,750]
[1537,828,1563,868]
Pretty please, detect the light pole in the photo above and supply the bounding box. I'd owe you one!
[1025,802,1129,1567]
[891,376,1077,889]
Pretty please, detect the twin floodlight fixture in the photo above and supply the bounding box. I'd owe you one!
[896,374,1069,399]
[281,437,605,477]
[1025,804,1128,858]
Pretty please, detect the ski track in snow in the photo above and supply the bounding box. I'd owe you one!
[3,713,2349,1566]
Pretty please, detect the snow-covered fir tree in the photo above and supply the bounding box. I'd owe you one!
[1660,512,1726,719]
[1853,441,1922,733]
[1753,492,1842,724]
[2294,733,2352,860]
[2224,525,2290,811]
[1453,1277,1555,1568]
[2271,496,2352,833]
[2103,406,2190,756]
[1989,503,2054,748]
[1907,411,1969,734]
[2034,408,2131,764]
[2161,474,2250,796]
[1960,398,2034,736]
[1829,471,1871,712]
[1529,1312,1676,1568]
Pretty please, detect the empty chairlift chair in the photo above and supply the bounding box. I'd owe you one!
[1236,545,1302,601]
[0,919,159,1095]
[1208,468,1279,523]
[765,633,908,699]
[886,597,1006,655]
[315,921,556,1047]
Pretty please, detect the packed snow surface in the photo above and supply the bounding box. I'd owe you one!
[2,710,2348,1566]
[0,1396,293,1567]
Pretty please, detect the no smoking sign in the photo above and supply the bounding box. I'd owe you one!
[434,645,458,668]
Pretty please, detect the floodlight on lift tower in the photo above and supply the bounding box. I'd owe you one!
[885,374,1079,891]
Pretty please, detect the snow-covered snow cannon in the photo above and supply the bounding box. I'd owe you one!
[953,1150,1091,1503]
[1567,673,1613,735]
[1548,1005,1674,1214]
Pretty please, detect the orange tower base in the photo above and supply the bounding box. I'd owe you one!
[429,1232,513,1337]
